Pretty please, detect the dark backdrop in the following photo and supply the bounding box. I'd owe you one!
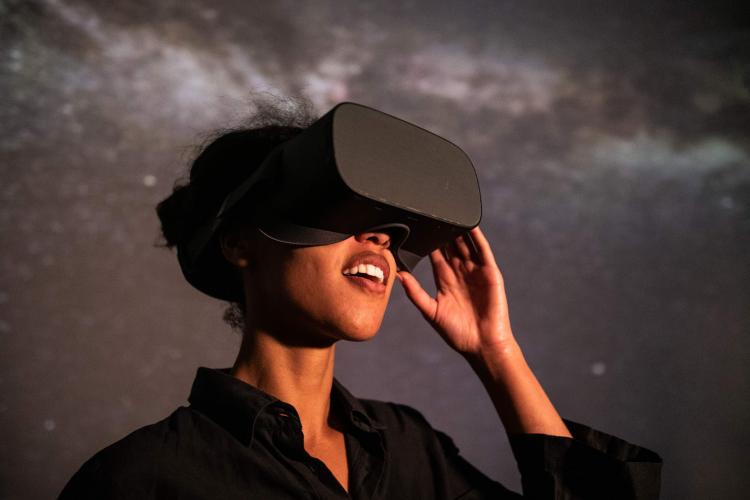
[1,1,748,499]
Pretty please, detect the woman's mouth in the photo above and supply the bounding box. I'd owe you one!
[341,253,390,294]
[345,274,387,293]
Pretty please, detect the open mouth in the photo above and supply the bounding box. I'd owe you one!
[342,264,385,284]
[341,252,390,293]
[345,274,387,292]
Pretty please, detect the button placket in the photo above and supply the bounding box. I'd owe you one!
[270,409,306,462]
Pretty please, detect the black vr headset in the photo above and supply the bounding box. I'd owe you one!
[179,102,482,301]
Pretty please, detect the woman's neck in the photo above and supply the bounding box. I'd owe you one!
[231,329,338,445]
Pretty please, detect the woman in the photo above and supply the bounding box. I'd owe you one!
[60,101,661,499]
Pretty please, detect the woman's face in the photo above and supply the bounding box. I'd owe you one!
[240,229,399,345]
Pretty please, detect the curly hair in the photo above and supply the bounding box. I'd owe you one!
[155,94,318,334]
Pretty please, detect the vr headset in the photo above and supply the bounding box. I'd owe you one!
[179,102,482,301]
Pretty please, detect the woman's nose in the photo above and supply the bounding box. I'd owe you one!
[354,231,391,249]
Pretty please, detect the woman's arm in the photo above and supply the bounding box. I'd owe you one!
[398,228,661,499]
[464,339,571,437]
[397,226,571,438]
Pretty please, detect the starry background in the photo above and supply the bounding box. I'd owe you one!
[1,1,749,499]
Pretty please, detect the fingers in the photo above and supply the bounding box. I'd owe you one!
[429,245,455,285]
[428,248,450,292]
[440,231,481,273]
[422,226,495,292]
[453,231,480,262]
[469,226,497,268]
[397,271,437,322]
[431,245,450,267]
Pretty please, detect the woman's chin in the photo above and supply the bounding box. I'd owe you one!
[341,329,379,343]
[329,319,382,343]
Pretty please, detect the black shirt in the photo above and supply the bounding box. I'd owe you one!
[59,367,662,499]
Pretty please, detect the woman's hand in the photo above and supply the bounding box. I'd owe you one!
[397,226,516,359]
[399,226,571,437]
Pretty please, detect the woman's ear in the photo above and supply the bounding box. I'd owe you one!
[219,225,253,269]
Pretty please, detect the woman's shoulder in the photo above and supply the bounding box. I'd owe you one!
[59,407,198,498]
[354,396,447,442]
[88,406,197,458]
[332,378,438,436]
[357,397,428,424]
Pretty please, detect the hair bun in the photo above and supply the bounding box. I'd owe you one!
[156,184,198,249]
[155,126,310,251]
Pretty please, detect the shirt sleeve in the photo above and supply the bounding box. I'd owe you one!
[385,403,661,500]
[430,427,524,499]
[507,418,663,499]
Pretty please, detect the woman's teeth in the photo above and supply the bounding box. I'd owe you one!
[343,264,385,284]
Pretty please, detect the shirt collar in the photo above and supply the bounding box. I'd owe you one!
[331,377,387,432]
[187,367,385,445]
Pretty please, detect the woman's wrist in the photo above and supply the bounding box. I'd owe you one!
[463,337,525,381]
[464,337,572,437]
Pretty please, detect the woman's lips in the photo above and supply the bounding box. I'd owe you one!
[345,275,386,293]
